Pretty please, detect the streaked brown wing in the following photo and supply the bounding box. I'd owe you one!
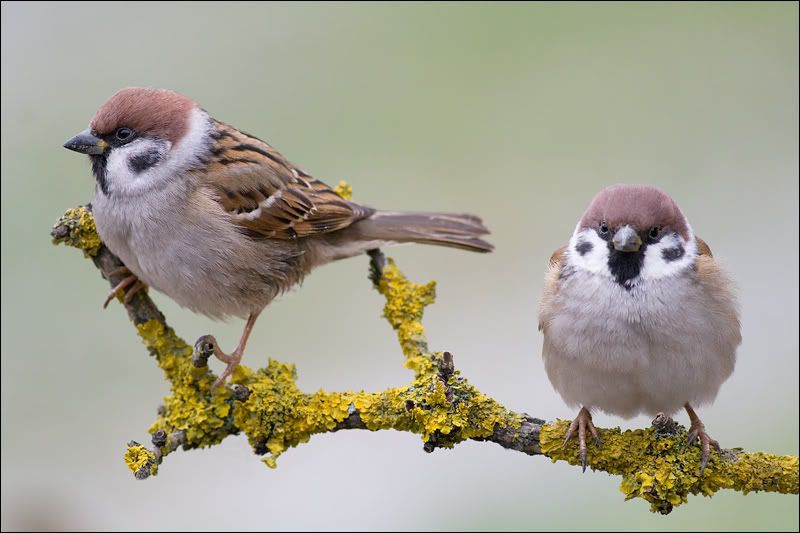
[695,236,712,257]
[204,120,374,240]
[538,245,567,331]
[693,239,741,342]
[548,245,567,269]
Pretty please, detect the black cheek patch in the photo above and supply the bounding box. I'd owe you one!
[662,244,685,262]
[128,148,164,173]
[575,241,593,256]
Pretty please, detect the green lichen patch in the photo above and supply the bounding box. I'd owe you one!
[51,206,102,257]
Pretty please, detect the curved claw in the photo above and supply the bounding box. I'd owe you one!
[562,407,601,472]
[689,430,721,474]
[123,280,148,304]
[107,266,131,278]
[103,274,139,308]
[685,403,721,474]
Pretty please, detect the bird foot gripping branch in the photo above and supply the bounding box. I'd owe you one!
[52,201,798,514]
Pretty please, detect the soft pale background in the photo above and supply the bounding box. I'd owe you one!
[1,2,797,531]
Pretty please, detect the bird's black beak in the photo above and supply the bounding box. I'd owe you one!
[63,129,108,155]
[612,225,643,252]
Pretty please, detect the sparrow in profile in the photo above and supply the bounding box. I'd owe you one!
[538,184,741,472]
[64,87,492,387]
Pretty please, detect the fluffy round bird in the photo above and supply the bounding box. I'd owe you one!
[538,184,741,472]
[64,87,492,387]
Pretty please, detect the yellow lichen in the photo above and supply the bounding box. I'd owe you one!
[375,259,437,367]
[53,205,798,510]
[51,206,102,257]
[137,320,232,448]
[541,420,799,513]
[227,357,521,467]
[112,243,518,471]
[334,180,353,200]
[124,444,157,478]
[230,359,355,467]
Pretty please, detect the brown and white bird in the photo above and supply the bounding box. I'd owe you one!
[63,87,492,387]
[538,184,741,472]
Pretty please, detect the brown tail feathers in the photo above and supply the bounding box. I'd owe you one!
[354,211,493,253]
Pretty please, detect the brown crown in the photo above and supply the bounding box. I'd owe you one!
[90,87,196,144]
[579,184,690,239]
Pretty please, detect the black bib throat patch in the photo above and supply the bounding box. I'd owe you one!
[91,154,109,195]
[607,243,646,289]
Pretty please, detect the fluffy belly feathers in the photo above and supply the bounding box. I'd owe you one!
[92,190,304,320]
[541,271,738,418]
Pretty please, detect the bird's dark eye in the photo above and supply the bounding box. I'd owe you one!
[599,222,609,235]
[648,226,661,241]
[115,127,134,141]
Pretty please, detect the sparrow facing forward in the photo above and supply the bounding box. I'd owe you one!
[538,185,741,472]
[64,87,492,387]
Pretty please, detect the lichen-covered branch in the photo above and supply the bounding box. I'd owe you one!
[52,203,798,515]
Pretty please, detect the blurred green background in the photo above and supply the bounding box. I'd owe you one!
[1,2,797,531]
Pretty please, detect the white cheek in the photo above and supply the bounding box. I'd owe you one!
[566,228,611,277]
[106,138,168,191]
[641,232,696,280]
[105,107,211,197]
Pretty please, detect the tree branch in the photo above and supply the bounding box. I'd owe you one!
[52,204,798,515]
